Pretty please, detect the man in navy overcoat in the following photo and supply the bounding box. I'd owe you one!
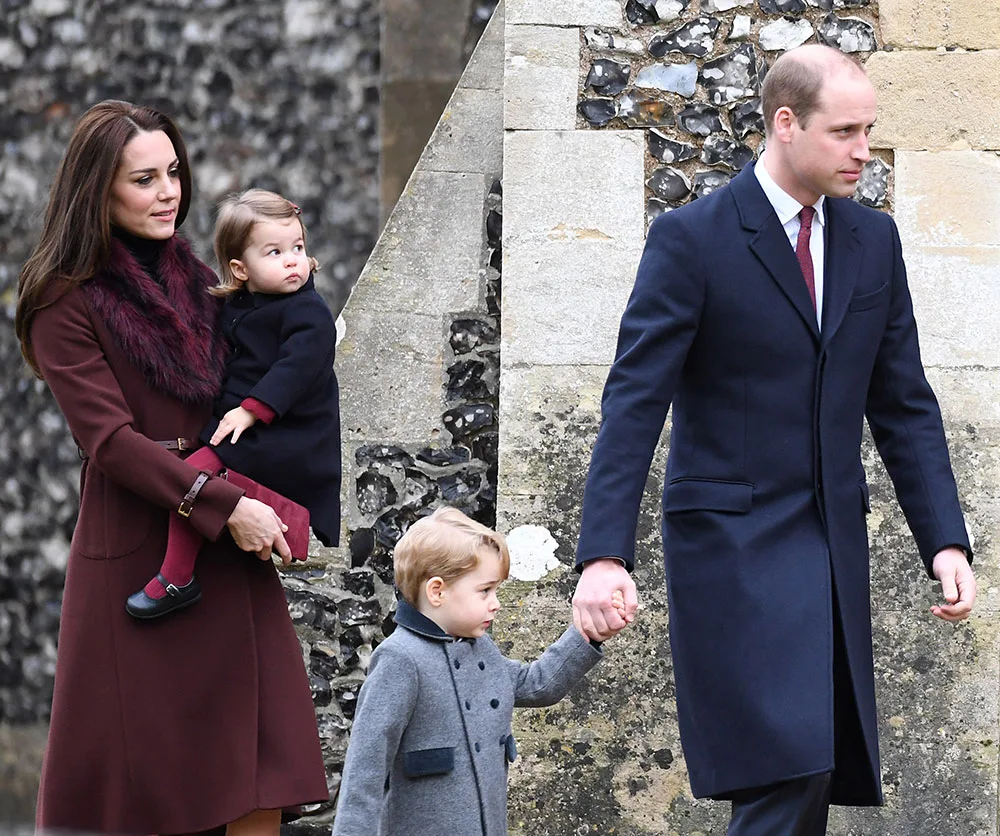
[572,45,977,835]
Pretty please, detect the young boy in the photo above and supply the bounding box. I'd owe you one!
[331,507,616,836]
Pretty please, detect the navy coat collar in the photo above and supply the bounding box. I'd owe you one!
[229,273,317,309]
[394,599,457,642]
[730,164,863,350]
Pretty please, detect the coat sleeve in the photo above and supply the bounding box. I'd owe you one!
[864,215,971,576]
[31,287,243,540]
[504,628,602,708]
[576,212,706,569]
[247,294,336,418]
[332,644,419,836]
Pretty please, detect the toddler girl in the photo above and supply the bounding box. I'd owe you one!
[126,189,342,618]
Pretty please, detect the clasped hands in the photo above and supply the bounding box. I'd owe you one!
[572,558,638,642]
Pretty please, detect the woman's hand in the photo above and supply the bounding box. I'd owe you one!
[226,496,292,565]
[211,406,257,446]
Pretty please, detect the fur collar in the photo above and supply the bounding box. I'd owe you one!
[82,236,227,404]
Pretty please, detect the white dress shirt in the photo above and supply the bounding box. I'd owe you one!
[754,158,826,329]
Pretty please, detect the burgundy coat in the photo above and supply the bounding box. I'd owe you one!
[30,236,328,835]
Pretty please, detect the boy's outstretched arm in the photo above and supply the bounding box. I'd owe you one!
[507,627,604,709]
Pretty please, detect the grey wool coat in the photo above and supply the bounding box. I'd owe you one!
[332,600,602,836]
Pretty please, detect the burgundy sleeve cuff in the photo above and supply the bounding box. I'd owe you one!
[241,397,276,425]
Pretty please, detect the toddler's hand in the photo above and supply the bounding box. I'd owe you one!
[211,406,258,446]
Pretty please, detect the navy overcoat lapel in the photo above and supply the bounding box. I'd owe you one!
[819,198,863,350]
[731,165,820,344]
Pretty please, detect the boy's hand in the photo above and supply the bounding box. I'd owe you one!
[211,406,257,446]
[611,589,627,620]
[596,590,630,641]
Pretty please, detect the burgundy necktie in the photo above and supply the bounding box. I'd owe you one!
[795,205,816,310]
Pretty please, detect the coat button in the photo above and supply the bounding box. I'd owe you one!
[475,742,481,753]
[465,700,471,710]
[454,660,461,669]
[490,699,499,709]
[478,661,485,670]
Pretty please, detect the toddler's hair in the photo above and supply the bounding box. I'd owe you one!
[394,507,511,606]
[211,188,320,297]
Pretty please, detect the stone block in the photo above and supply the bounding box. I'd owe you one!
[418,87,503,174]
[498,364,606,494]
[502,130,646,367]
[337,309,448,441]
[355,170,489,314]
[504,24,579,130]
[880,0,1000,50]
[894,151,1000,368]
[866,51,1000,151]
[461,0,505,92]
[927,368,1000,424]
[506,0,622,27]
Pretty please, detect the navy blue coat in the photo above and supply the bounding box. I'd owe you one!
[201,275,341,546]
[577,164,970,805]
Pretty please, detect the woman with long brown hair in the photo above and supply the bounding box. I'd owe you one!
[17,100,328,836]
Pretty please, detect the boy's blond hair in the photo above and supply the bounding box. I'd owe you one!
[210,188,320,297]
[394,507,511,605]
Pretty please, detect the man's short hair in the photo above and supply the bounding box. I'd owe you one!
[761,47,864,135]
[394,507,511,605]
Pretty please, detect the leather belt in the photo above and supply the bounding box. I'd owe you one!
[77,438,197,460]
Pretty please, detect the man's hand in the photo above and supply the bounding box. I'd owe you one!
[572,558,638,642]
[211,406,257,446]
[931,547,976,622]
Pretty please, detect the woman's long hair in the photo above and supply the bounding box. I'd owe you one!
[16,100,193,376]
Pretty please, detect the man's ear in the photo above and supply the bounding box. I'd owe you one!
[229,259,250,283]
[425,576,446,608]
[772,106,797,143]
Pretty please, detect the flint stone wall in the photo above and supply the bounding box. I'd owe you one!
[0,0,379,825]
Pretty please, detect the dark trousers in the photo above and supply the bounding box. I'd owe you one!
[728,772,832,836]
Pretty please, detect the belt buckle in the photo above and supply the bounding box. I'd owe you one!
[177,437,188,451]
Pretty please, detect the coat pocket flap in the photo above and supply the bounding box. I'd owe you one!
[403,747,455,778]
[664,479,753,514]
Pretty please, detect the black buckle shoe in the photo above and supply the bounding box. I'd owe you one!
[126,574,202,619]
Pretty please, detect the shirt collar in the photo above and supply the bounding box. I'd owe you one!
[754,156,826,228]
